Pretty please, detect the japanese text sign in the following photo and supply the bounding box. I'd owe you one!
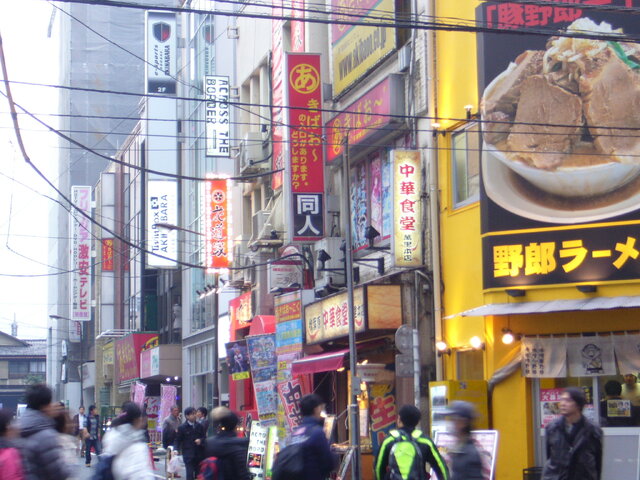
[70,186,92,321]
[271,0,285,190]
[204,177,232,272]
[326,75,404,163]
[275,291,304,355]
[204,75,231,157]
[115,333,157,383]
[286,53,325,241]
[147,180,178,268]
[145,11,177,94]
[102,238,114,272]
[392,150,422,267]
[304,287,366,344]
[477,1,640,289]
[230,292,252,339]
[331,0,396,96]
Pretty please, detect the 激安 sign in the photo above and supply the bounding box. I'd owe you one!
[392,150,422,267]
[204,76,230,157]
[70,186,92,321]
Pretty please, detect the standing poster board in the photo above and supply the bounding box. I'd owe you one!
[432,430,498,480]
[247,422,269,480]
[336,447,355,480]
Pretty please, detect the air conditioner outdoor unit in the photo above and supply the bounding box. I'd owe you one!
[252,210,271,240]
[239,132,266,175]
[230,235,251,286]
[314,237,345,282]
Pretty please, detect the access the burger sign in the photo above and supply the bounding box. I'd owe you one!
[146,11,177,94]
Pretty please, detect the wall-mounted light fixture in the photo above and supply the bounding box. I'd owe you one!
[506,288,525,297]
[469,336,485,350]
[435,340,451,356]
[501,328,516,345]
[576,284,597,293]
[464,105,474,120]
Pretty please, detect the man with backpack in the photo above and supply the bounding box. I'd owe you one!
[272,394,337,480]
[375,404,449,480]
[200,407,249,480]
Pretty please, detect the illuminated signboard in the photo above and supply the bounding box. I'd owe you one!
[102,238,114,272]
[477,1,640,289]
[70,186,92,322]
[204,177,232,272]
[393,150,422,267]
[204,75,231,157]
[147,180,178,268]
[286,53,325,241]
[331,0,396,96]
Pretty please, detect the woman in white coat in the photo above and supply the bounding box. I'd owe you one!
[102,401,155,480]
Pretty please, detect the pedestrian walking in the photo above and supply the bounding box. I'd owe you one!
[174,407,205,480]
[17,383,72,479]
[374,404,448,480]
[162,405,181,449]
[274,394,337,480]
[85,405,101,467]
[101,401,155,480]
[196,407,209,435]
[0,408,24,480]
[542,387,602,480]
[54,409,82,478]
[442,401,484,480]
[203,407,249,480]
[72,406,87,458]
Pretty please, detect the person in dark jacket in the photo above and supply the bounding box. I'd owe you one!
[174,407,206,480]
[375,404,449,480]
[542,387,602,480]
[287,394,337,480]
[196,407,210,436]
[18,383,73,480]
[85,405,101,466]
[204,407,250,480]
[443,401,484,480]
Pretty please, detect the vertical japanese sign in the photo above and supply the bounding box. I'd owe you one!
[147,180,178,268]
[247,334,278,423]
[369,384,397,455]
[145,11,177,94]
[229,291,252,339]
[275,291,304,355]
[286,53,325,241]
[271,0,285,190]
[204,76,231,157]
[204,177,232,272]
[70,186,92,322]
[392,150,422,267]
[478,1,640,289]
[101,238,114,271]
[290,0,305,52]
[159,384,178,427]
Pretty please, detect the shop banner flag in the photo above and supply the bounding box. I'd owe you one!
[159,384,178,427]
[521,337,567,378]
[613,334,640,375]
[568,336,616,377]
[131,381,146,406]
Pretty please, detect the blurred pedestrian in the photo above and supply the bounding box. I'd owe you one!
[0,408,24,480]
[203,407,249,480]
[162,405,180,449]
[54,409,82,478]
[18,383,72,479]
[375,404,448,480]
[85,405,101,467]
[542,387,602,480]
[72,406,87,457]
[443,401,484,480]
[174,407,205,480]
[102,401,155,480]
[196,407,209,435]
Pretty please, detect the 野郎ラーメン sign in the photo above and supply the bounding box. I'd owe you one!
[145,11,177,94]
[286,53,325,241]
[330,0,396,96]
[204,76,230,157]
[70,186,92,321]
[147,181,178,268]
[392,150,422,267]
[477,1,640,290]
[304,285,402,344]
[204,177,232,272]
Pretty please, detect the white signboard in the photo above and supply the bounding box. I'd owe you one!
[147,180,178,268]
[146,11,177,94]
[68,321,82,344]
[268,259,303,292]
[205,76,231,157]
[70,186,92,322]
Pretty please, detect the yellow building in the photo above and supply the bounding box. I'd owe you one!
[434,1,640,479]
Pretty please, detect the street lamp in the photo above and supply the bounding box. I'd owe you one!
[49,314,85,406]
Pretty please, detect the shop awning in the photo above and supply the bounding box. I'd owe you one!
[454,296,640,317]
[291,349,349,376]
[249,315,276,335]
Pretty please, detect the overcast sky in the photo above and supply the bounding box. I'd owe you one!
[0,0,60,339]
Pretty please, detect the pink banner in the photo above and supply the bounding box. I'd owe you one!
[132,381,146,407]
[159,385,178,428]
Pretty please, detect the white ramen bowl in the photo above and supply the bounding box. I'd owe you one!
[484,142,640,198]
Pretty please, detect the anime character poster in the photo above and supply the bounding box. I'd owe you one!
[225,340,251,380]
[382,152,392,238]
[351,163,368,251]
[370,155,383,241]
[246,334,277,371]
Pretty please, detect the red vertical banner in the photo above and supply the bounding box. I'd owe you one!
[291,0,305,53]
[204,177,232,272]
[102,238,114,271]
[287,53,325,241]
[271,0,285,190]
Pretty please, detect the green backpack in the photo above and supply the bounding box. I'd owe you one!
[386,429,426,480]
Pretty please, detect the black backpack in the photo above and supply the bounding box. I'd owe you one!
[271,441,304,480]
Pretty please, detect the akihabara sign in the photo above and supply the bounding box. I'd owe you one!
[204,177,232,272]
[286,53,325,241]
[146,11,177,94]
[392,151,423,267]
[147,181,178,268]
[204,76,231,157]
[70,186,92,322]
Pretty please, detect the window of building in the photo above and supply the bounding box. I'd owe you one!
[451,122,481,208]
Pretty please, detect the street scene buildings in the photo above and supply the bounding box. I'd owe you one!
[33,0,640,479]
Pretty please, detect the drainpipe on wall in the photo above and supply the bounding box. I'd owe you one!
[426,0,444,381]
